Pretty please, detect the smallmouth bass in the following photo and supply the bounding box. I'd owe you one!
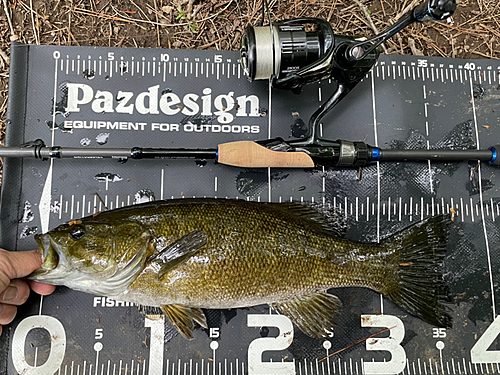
[29,198,451,340]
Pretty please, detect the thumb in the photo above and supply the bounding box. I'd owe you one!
[1,250,42,281]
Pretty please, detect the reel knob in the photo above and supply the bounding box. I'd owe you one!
[414,0,456,21]
[429,0,457,20]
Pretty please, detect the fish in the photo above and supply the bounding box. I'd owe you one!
[29,198,452,340]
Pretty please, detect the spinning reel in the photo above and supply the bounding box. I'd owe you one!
[240,0,457,147]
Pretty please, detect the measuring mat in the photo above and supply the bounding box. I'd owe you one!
[2,42,500,375]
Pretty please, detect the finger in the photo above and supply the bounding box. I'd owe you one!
[28,280,56,296]
[0,250,42,280]
[0,303,17,325]
[0,279,30,306]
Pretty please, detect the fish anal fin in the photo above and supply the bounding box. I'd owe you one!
[161,304,208,340]
[151,230,208,280]
[137,304,163,318]
[274,292,342,339]
[191,307,208,329]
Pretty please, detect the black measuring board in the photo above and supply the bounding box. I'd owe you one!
[2,41,500,375]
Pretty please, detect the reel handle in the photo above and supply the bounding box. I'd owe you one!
[346,0,457,62]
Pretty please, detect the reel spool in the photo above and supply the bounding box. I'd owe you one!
[240,19,334,82]
[240,18,377,92]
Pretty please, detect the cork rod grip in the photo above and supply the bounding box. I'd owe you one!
[217,141,315,168]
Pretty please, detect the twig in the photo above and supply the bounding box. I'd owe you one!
[0,97,7,116]
[401,0,409,12]
[380,0,386,17]
[108,22,112,47]
[352,0,379,34]
[408,37,422,55]
[394,0,419,22]
[326,0,339,22]
[73,7,144,27]
[0,48,9,66]
[199,36,226,49]
[209,18,222,50]
[318,326,396,363]
[471,50,499,59]
[94,193,108,211]
[186,0,195,18]
[153,0,160,47]
[29,0,40,44]
[352,0,389,54]
[67,8,72,46]
[128,0,151,23]
[246,0,263,24]
[111,0,234,28]
[68,28,80,46]
[477,0,483,13]
[429,43,447,57]
[397,34,404,54]
[432,22,490,35]
[2,0,16,40]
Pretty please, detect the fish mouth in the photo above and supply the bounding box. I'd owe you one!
[31,234,60,277]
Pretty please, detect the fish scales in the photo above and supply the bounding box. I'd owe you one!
[120,200,389,307]
[30,198,452,340]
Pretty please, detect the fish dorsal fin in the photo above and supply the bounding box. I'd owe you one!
[150,230,208,279]
[273,292,342,339]
[161,304,208,340]
[265,202,348,238]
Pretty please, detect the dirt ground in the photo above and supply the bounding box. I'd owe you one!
[0,0,499,173]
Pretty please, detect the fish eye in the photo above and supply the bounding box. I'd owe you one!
[69,225,86,240]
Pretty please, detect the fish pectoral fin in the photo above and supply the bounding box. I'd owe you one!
[151,230,208,279]
[274,292,342,339]
[161,304,208,340]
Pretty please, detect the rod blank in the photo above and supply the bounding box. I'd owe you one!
[379,149,495,163]
[0,146,217,160]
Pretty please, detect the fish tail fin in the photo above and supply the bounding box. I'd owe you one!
[382,215,452,327]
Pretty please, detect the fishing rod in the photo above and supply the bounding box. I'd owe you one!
[2,0,494,169]
[2,138,499,168]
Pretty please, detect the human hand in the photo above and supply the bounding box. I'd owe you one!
[0,249,55,336]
